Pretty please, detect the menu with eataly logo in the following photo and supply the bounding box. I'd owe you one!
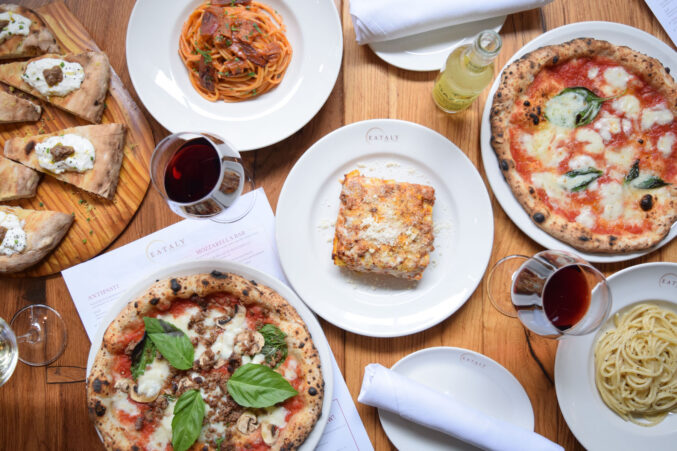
[63,188,373,451]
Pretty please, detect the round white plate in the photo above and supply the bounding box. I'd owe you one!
[555,262,677,451]
[369,16,505,72]
[126,0,342,151]
[480,21,677,263]
[379,347,534,450]
[276,119,494,337]
[86,259,333,451]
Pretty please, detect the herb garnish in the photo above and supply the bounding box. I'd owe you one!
[227,363,298,408]
[171,389,205,451]
[131,334,157,380]
[565,167,603,192]
[635,176,669,189]
[546,87,621,128]
[143,317,194,370]
[625,160,639,183]
[258,324,287,368]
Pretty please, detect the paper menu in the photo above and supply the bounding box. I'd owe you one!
[645,0,677,46]
[62,188,373,451]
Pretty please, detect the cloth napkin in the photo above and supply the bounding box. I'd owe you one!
[358,364,563,451]
[350,0,553,45]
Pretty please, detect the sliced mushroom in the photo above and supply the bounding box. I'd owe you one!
[233,330,265,356]
[215,315,233,329]
[213,358,227,369]
[114,378,132,393]
[176,377,197,393]
[129,383,160,403]
[236,412,259,434]
[261,422,279,446]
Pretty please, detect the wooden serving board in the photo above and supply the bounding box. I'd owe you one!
[2,2,153,277]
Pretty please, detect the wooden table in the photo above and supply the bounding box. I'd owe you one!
[1,0,675,449]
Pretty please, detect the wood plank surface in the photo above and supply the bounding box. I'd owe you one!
[0,0,675,450]
[4,1,154,277]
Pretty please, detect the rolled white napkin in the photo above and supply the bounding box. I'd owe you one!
[358,363,563,451]
[350,0,553,45]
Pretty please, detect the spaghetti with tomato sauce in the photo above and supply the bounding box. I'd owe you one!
[179,0,292,102]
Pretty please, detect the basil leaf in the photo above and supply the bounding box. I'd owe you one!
[565,167,602,192]
[131,334,156,380]
[635,176,669,189]
[171,389,205,451]
[545,87,619,128]
[143,317,194,370]
[625,160,640,183]
[258,324,288,369]
[227,363,298,408]
[194,43,212,63]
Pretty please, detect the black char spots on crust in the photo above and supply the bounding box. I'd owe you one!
[489,37,677,253]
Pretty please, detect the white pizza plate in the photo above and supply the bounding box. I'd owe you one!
[555,262,677,451]
[480,21,677,263]
[125,0,342,151]
[86,259,334,451]
[369,15,505,72]
[276,119,494,337]
[379,347,534,450]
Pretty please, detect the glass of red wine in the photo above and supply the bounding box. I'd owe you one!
[486,250,611,338]
[150,132,256,222]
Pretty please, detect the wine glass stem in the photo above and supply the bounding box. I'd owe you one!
[16,328,40,344]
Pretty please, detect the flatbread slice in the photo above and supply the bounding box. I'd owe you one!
[0,4,61,60]
[3,123,126,200]
[0,155,40,200]
[0,205,72,274]
[0,51,110,123]
[0,82,40,123]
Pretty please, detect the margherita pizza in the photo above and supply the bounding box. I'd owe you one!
[491,38,677,253]
[86,271,324,451]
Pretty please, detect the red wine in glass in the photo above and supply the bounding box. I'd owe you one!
[164,138,221,203]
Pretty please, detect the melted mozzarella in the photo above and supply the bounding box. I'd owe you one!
[35,134,95,174]
[657,133,675,158]
[283,358,298,381]
[575,207,595,229]
[611,95,640,119]
[0,12,31,42]
[621,119,632,135]
[575,128,605,154]
[641,105,674,130]
[593,112,621,141]
[209,306,247,361]
[111,391,139,417]
[136,358,170,399]
[156,305,201,340]
[22,58,85,97]
[599,182,624,221]
[603,67,631,93]
[561,172,599,191]
[545,91,588,128]
[0,211,26,256]
[147,400,175,451]
[531,172,567,206]
[241,353,266,365]
[569,155,597,170]
[257,406,289,428]
[587,67,599,79]
[519,127,568,167]
[604,145,635,170]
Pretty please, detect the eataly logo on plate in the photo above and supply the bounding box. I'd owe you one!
[365,127,399,144]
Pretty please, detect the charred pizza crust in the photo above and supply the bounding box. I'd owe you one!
[0,205,72,273]
[87,272,324,451]
[3,123,126,200]
[0,51,110,123]
[0,4,60,59]
[490,38,677,253]
[0,83,40,123]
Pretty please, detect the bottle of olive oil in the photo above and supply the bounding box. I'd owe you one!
[432,30,502,114]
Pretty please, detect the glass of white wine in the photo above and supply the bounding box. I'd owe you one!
[0,304,67,387]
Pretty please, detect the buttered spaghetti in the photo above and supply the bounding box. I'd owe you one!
[594,303,677,426]
[179,0,292,102]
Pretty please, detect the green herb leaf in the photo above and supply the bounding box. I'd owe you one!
[195,47,212,63]
[253,23,262,34]
[131,334,157,380]
[565,167,603,192]
[215,437,225,448]
[635,176,669,189]
[143,317,194,370]
[227,363,298,408]
[171,389,205,451]
[545,87,620,128]
[258,324,287,368]
[625,159,640,183]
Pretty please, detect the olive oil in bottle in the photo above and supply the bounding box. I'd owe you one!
[432,30,502,113]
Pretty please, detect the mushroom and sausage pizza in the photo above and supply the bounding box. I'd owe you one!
[490,38,677,253]
[87,272,324,451]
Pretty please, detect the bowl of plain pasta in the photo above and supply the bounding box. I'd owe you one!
[555,262,677,451]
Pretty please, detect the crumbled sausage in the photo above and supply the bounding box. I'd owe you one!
[134,416,144,431]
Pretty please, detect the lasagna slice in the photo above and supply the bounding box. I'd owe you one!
[332,170,435,280]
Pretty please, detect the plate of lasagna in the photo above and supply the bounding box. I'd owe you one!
[276,119,494,337]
